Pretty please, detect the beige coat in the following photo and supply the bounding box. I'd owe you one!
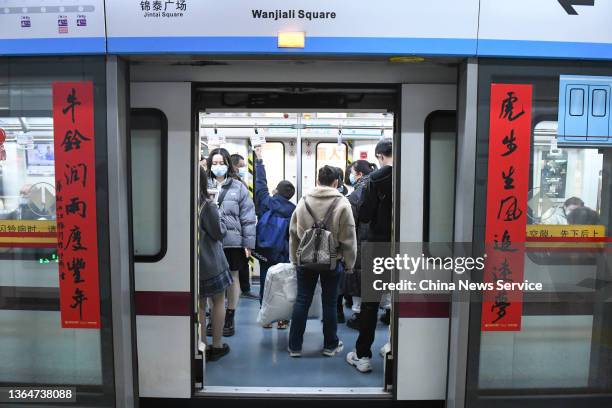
[289,186,357,273]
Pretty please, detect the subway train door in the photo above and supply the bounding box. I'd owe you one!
[128,83,458,400]
[194,85,459,399]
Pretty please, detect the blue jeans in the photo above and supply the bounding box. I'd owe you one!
[289,264,342,351]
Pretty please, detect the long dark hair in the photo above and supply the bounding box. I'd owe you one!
[206,148,239,180]
[199,166,209,202]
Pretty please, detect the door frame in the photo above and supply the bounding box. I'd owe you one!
[191,83,401,398]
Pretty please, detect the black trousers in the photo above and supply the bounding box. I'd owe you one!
[355,300,380,358]
[238,261,251,292]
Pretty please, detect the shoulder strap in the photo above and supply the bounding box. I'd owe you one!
[217,178,233,206]
[322,197,341,227]
[303,198,318,223]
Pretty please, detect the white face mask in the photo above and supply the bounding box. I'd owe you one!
[211,164,228,177]
[238,167,247,179]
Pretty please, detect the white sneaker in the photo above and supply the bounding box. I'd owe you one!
[288,347,302,358]
[346,351,372,373]
[322,340,344,357]
[380,342,391,358]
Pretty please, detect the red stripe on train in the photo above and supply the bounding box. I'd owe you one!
[133,291,451,318]
[397,294,450,318]
[135,291,192,316]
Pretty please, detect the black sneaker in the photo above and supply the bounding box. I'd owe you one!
[380,309,390,325]
[346,313,360,330]
[206,344,230,361]
[223,309,235,337]
[240,291,260,300]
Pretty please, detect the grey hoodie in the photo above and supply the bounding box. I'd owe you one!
[289,186,357,273]
[208,177,257,249]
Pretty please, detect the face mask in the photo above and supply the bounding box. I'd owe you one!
[211,164,228,177]
[238,167,247,179]
[349,173,357,185]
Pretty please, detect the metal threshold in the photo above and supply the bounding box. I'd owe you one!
[197,386,391,398]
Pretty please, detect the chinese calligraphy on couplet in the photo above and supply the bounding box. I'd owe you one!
[481,84,532,332]
[53,82,101,329]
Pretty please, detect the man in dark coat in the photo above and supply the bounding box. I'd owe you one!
[346,139,393,373]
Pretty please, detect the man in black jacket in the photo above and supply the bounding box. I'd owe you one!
[346,139,393,373]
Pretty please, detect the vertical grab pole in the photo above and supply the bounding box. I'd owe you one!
[296,114,303,199]
[247,139,255,283]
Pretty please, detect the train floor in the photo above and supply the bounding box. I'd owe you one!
[203,286,390,389]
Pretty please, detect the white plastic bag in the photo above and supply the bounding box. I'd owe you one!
[257,263,323,326]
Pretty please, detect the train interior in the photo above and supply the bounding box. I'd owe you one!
[194,89,397,393]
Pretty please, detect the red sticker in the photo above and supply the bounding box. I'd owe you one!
[53,82,101,329]
[481,84,532,332]
[360,151,368,159]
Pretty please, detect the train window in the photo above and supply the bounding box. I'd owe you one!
[592,89,607,117]
[0,118,56,262]
[424,111,457,244]
[315,142,347,178]
[257,142,285,196]
[129,109,167,262]
[569,88,585,116]
[528,121,604,265]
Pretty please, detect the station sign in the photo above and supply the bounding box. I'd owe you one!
[1,1,612,61]
[105,0,479,55]
[0,0,106,55]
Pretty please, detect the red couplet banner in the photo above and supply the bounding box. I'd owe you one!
[52,81,101,329]
[481,84,532,332]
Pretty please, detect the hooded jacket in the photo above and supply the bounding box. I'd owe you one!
[254,158,296,264]
[208,176,257,249]
[289,186,357,273]
[358,165,392,243]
